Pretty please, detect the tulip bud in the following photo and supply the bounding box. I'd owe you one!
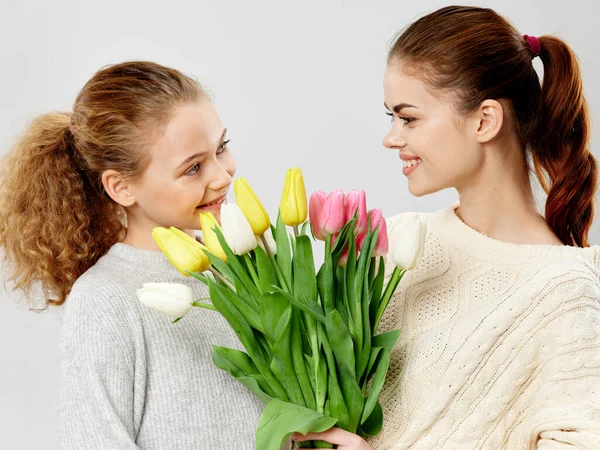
[256,227,277,255]
[321,190,346,236]
[234,178,271,235]
[280,167,308,226]
[137,282,195,319]
[390,216,427,270]
[220,203,258,255]
[369,209,389,257]
[152,227,210,276]
[309,190,327,241]
[345,190,368,235]
[199,212,228,262]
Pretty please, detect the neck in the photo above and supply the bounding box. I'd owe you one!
[455,140,562,246]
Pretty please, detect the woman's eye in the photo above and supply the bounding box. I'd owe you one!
[399,116,415,125]
[385,112,394,123]
[218,139,230,154]
[185,162,200,176]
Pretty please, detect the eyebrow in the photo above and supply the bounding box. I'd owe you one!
[176,128,227,171]
[384,102,418,114]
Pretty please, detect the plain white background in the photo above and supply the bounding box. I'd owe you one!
[1,1,598,448]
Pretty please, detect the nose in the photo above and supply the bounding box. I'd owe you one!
[383,125,407,150]
[207,160,234,193]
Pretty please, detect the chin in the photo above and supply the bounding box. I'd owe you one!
[407,180,442,197]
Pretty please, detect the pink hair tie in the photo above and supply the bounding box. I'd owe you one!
[523,34,541,58]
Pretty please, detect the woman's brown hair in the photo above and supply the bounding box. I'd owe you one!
[0,61,204,307]
[389,5,598,247]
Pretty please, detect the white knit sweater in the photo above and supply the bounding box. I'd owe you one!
[368,205,600,450]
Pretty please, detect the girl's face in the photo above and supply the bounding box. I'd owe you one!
[129,98,235,230]
[382,60,483,196]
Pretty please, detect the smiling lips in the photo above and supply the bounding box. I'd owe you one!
[196,196,226,210]
[400,154,423,177]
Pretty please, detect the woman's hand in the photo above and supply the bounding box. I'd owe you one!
[292,428,375,449]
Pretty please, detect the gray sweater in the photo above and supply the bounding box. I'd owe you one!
[59,243,267,449]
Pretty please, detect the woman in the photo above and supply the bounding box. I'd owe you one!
[0,61,268,449]
[294,6,600,450]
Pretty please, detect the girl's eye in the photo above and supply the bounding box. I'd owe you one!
[385,112,394,123]
[399,116,415,125]
[218,139,230,154]
[185,162,200,176]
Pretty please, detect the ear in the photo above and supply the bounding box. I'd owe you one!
[101,169,136,207]
[472,99,504,144]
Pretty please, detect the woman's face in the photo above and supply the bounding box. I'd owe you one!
[382,60,483,197]
[128,98,236,231]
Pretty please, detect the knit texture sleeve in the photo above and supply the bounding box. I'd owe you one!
[526,286,600,449]
[59,290,143,450]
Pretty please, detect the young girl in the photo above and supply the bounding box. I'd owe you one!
[0,61,268,449]
[294,6,600,450]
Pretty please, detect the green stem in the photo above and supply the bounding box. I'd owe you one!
[192,301,217,311]
[293,225,299,238]
[374,267,405,332]
[209,267,235,292]
[243,254,260,287]
[261,234,290,292]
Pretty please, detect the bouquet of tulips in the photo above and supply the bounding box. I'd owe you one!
[138,168,426,449]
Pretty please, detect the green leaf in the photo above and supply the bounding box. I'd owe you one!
[374,267,405,333]
[317,258,334,315]
[357,266,372,380]
[324,311,364,432]
[270,304,305,406]
[255,245,278,293]
[361,348,390,425]
[292,309,316,410]
[203,251,234,283]
[293,235,318,304]
[369,257,386,324]
[275,214,293,291]
[216,281,264,333]
[358,401,383,437]
[207,279,288,401]
[186,271,210,285]
[255,399,337,450]
[372,329,401,354]
[259,292,290,345]
[272,286,326,324]
[213,227,262,302]
[319,325,350,430]
[171,317,182,324]
[300,221,311,236]
[212,346,275,403]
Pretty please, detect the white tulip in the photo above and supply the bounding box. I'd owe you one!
[390,216,427,271]
[220,203,258,255]
[256,227,277,256]
[136,283,195,319]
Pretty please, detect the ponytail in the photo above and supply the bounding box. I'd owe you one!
[532,36,598,247]
[0,113,126,307]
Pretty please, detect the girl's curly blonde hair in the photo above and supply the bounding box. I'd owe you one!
[0,61,204,307]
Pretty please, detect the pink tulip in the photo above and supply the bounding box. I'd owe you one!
[321,190,346,236]
[345,190,368,235]
[370,209,389,257]
[334,233,357,267]
[309,190,327,240]
[356,209,389,257]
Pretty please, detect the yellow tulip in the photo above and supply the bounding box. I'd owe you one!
[199,212,228,262]
[280,167,307,226]
[233,178,271,235]
[152,227,210,275]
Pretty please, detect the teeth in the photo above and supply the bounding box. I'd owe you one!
[403,159,422,168]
